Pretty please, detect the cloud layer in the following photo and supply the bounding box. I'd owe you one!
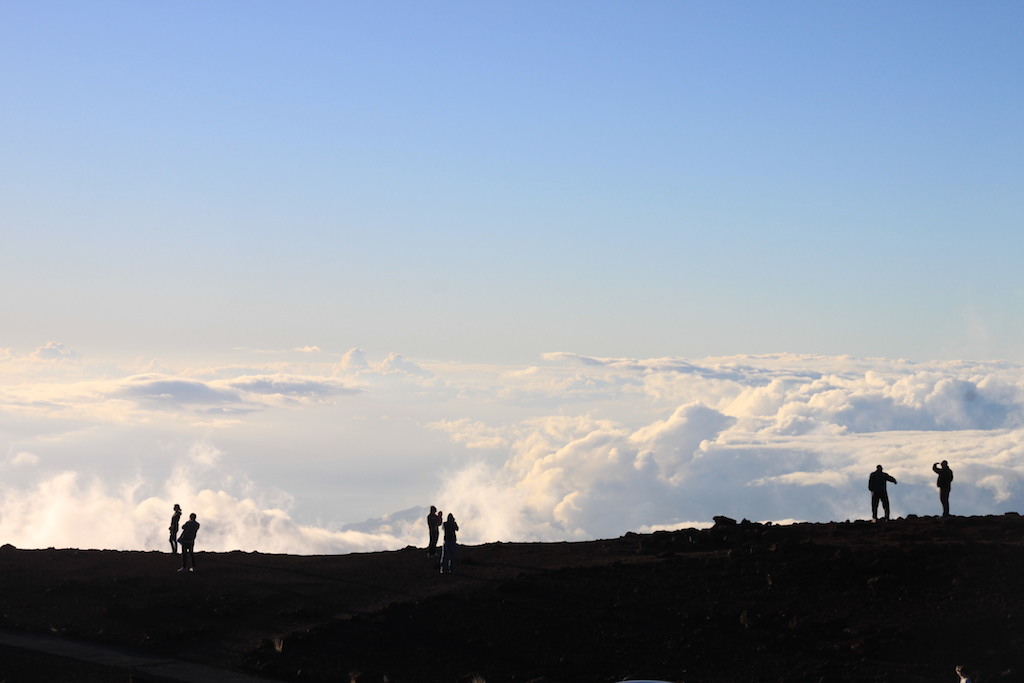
[2,344,1023,552]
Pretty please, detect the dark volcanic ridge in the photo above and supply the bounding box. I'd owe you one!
[1,514,1023,683]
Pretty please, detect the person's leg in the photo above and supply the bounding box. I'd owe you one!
[881,493,891,520]
[940,488,950,516]
[440,543,451,573]
[871,493,879,520]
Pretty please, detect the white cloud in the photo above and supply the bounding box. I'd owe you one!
[9,452,40,467]
[225,374,360,404]
[0,435,420,553]
[429,419,509,450]
[32,342,79,362]
[421,355,1024,540]
[2,348,1024,551]
[117,375,242,406]
[340,347,369,371]
[378,352,430,376]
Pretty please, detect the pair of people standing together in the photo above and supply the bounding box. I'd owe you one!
[868,460,954,521]
[169,504,200,572]
[426,506,459,574]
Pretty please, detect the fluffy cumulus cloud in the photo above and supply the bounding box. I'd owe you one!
[31,341,80,361]
[2,344,1024,552]
[0,442,407,553]
[426,353,1024,542]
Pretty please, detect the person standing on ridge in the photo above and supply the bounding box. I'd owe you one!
[169,504,182,555]
[868,465,898,521]
[933,460,954,517]
[426,506,442,557]
[178,513,200,572]
[440,513,459,574]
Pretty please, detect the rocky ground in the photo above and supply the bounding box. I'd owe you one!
[1,514,1022,683]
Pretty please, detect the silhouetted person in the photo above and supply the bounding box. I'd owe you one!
[427,506,442,557]
[440,513,459,574]
[868,465,897,521]
[177,513,200,572]
[169,504,182,554]
[933,460,954,517]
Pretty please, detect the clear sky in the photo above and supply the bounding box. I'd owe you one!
[2,3,1024,553]
[4,1,1023,364]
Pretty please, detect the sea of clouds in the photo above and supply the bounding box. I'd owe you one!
[2,343,1022,553]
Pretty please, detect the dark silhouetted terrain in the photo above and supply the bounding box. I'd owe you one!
[1,515,1022,682]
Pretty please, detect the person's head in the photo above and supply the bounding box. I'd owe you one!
[430,505,436,513]
[942,460,949,467]
[189,513,197,520]
[447,513,455,521]
[174,504,181,511]
[876,465,883,471]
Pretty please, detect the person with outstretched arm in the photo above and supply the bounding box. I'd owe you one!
[933,460,954,517]
[868,465,897,521]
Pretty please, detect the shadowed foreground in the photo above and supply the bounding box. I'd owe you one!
[1,515,1022,682]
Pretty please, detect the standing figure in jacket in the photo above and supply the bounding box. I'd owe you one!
[868,465,898,521]
[933,460,954,517]
[440,513,459,574]
[426,506,443,557]
[169,504,182,555]
[178,513,200,572]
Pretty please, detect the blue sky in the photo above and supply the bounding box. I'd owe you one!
[4,1,1023,363]
[3,4,1024,551]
